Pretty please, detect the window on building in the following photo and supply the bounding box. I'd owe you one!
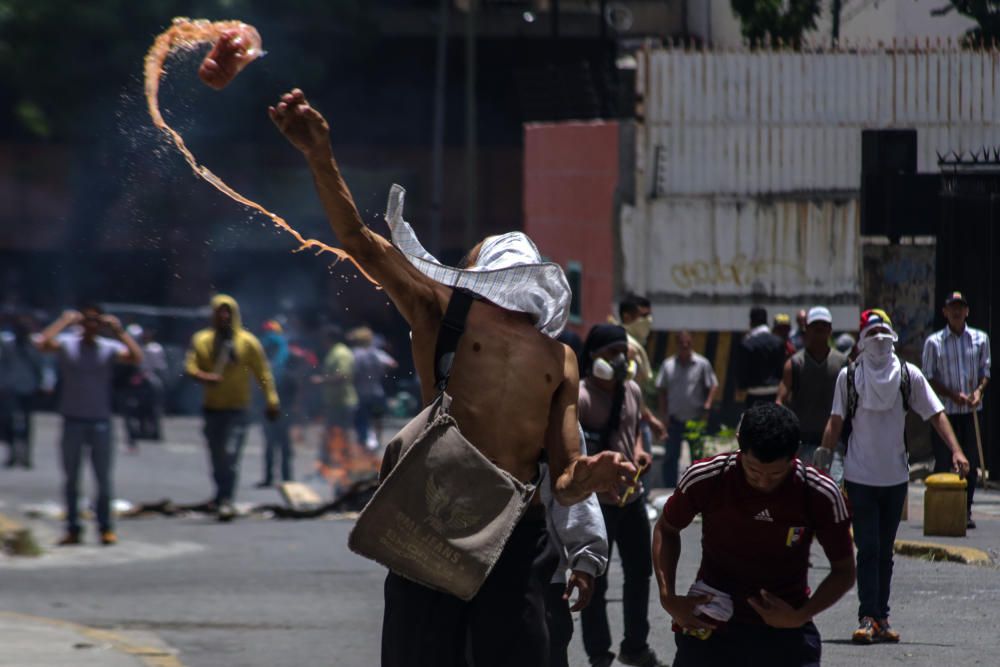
[566,261,582,324]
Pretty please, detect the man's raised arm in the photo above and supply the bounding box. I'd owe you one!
[269,89,439,327]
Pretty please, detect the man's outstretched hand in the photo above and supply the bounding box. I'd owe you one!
[573,451,638,503]
[268,89,332,159]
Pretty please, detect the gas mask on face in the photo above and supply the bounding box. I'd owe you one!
[624,315,653,345]
[857,332,896,368]
[592,353,637,383]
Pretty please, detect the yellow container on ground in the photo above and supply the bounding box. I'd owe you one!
[923,473,967,537]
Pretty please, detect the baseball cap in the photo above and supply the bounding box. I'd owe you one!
[773,313,791,326]
[806,306,832,325]
[859,308,894,336]
[944,291,968,306]
[262,319,283,334]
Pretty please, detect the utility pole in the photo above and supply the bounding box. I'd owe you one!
[464,0,478,251]
[430,0,448,256]
[832,0,842,47]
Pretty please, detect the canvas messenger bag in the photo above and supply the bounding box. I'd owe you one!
[348,290,538,601]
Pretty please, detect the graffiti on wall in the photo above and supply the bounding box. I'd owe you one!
[862,244,936,362]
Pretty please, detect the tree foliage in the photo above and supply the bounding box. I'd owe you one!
[729,0,822,49]
[944,1,1000,47]
[0,0,375,140]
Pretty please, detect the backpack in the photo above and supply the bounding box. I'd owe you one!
[840,360,912,450]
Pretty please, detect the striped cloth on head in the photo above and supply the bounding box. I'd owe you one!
[384,184,571,338]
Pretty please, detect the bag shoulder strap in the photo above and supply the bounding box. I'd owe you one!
[846,360,858,418]
[599,383,627,452]
[434,289,475,392]
[899,360,912,412]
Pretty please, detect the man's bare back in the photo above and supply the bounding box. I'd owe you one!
[268,88,634,505]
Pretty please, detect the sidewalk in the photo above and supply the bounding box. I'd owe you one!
[894,481,1000,566]
[0,612,182,667]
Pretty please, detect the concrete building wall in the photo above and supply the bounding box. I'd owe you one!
[629,45,1000,331]
[523,121,621,334]
[687,0,977,49]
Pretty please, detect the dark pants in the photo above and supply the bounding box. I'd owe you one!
[581,499,653,661]
[262,415,293,484]
[203,409,248,504]
[663,417,686,488]
[544,583,573,667]
[60,417,114,534]
[381,508,557,667]
[124,376,163,445]
[673,621,821,667]
[2,393,33,466]
[845,480,907,621]
[931,412,980,512]
[354,394,386,448]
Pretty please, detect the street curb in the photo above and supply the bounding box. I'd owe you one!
[0,612,186,667]
[894,539,993,566]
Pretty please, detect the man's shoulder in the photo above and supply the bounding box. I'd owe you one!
[794,462,850,523]
[625,379,643,399]
[677,453,738,494]
[692,351,712,366]
[925,328,947,346]
[968,326,990,342]
[190,328,214,344]
[235,329,264,348]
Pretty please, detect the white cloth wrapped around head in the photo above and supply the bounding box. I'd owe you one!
[384,184,571,337]
[855,308,901,411]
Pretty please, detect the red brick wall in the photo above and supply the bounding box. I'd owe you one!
[523,121,619,335]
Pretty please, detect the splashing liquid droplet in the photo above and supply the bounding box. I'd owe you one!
[143,17,380,287]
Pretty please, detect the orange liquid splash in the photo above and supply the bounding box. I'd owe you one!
[143,17,379,286]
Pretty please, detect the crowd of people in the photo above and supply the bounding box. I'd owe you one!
[0,86,991,667]
[0,296,401,534]
[264,89,990,666]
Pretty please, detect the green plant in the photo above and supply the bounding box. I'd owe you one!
[684,419,708,460]
[730,0,822,49]
[716,423,737,440]
[934,1,1000,47]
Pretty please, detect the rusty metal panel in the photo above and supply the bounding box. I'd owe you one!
[623,198,860,300]
[639,47,1000,197]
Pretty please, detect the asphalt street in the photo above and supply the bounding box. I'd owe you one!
[1,413,999,667]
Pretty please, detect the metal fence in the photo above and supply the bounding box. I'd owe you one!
[637,45,1000,197]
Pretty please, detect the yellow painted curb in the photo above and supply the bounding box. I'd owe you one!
[0,612,186,667]
[894,539,993,566]
[0,512,24,534]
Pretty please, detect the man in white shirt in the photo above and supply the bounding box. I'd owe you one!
[817,309,969,645]
[922,291,991,528]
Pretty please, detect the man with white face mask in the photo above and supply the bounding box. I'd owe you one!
[578,324,664,667]
[818,309,969,645]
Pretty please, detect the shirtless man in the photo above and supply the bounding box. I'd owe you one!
[270,89,634,667]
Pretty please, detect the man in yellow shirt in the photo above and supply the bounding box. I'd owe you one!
[185,294,279,521]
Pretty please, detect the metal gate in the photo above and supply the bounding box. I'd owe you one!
[936,153,1000,477]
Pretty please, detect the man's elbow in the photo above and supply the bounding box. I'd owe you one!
[655,515,680,539]
[833,557,857,588]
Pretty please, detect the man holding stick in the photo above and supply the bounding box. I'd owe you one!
[922,291,991,528]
